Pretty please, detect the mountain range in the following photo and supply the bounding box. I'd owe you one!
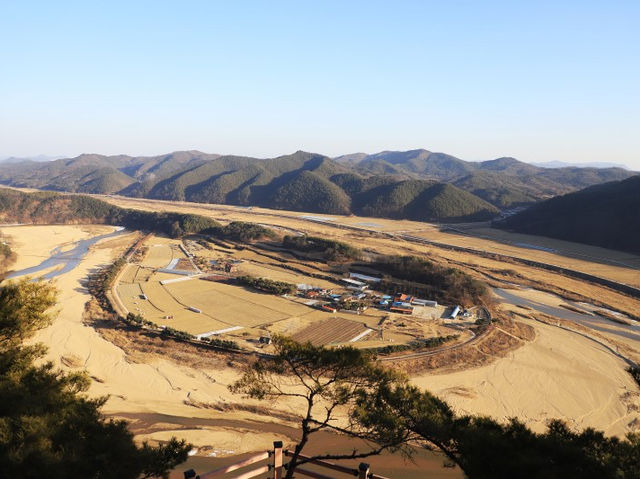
[0,149,634,223]
[531,161,630,169]
[0,155,64,164]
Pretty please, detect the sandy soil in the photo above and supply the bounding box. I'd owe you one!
[2,224,113,271]
[4,226,287,456]
[91,195,640,325]
[5,220,640,473]
[101,195,640,288]
[413,317,640,436]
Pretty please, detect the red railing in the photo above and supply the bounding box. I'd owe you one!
[184,441,390,479]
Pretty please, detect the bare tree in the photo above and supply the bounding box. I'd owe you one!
[230,336,410,478]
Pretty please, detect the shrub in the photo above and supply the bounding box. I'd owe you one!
[282,235,361,261]
[372,335,459,355]
[237,275,297,295]
[373,255,489,307]
[202,336,240,350]
[205,221,277,242]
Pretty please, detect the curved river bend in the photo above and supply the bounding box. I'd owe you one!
[7,227,126,280]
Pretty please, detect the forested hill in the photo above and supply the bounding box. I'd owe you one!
[0,189,219,237]
[0,149,634,223]
[336,150,635,209]
[495,175,640,254]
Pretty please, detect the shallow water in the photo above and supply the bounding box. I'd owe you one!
[494,287,640,343]
[7,227,125,280]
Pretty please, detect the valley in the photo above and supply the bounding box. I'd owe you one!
[5,3,639,476]
[2,192,640,475]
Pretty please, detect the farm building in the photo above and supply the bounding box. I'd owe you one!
[413,298,438,307]
[395,293,414,303]
[348,285,367,292]
[340,278,367,291]
[297,284,326,291]
[349,272,381,283]
[449,305,461,319]
[390,305,413,315]
[392,301,413,308]
[158,268,196,276]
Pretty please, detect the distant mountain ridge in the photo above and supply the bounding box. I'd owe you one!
[0,155,64,163]
[335,149,635,209]
[495,175,640,254]
[0,148,634,223]
[532,160,630,170]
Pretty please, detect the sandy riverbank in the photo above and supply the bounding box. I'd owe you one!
[413,316,640,436]
[3,224,114,271]
[3,223,639,471]
[3,225,413,470]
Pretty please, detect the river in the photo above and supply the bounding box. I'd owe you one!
[494,287,640,344]
[7,227,126,280]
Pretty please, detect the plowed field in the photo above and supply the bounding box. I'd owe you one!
[292,317,368,346]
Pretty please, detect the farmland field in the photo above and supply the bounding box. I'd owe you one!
[292,317,371,346]
[163,279,310,328]
[118,264,139,283]
[235,261,335,289]
[5,194,640,454]
[141,243,182,268]
[112,235,337,336]
[116,275,231,335]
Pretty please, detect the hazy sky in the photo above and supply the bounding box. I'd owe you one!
[1,1,639,167]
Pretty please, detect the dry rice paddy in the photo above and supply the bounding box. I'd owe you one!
[164,279,309,327]
[115,236,341,337]
[292,317,370,346]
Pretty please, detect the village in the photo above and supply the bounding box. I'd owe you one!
[112,233,481,354]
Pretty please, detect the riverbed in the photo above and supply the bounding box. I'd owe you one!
[7,226,126,280]
[494,287,640,348]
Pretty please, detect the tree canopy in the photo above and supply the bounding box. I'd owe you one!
[0,279,191,478]
[356,377,640,479]
[230,336,411,479]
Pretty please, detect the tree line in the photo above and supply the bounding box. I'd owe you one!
[0,189,220,238]
[372,255,491,307]
[236,275,297,295]
[282,234,362,261]
[205,221,278,242]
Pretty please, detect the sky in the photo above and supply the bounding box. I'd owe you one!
[1,1,639,168]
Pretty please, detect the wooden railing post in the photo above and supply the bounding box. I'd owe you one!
[273,441,283,479]
[358,462,370,479]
